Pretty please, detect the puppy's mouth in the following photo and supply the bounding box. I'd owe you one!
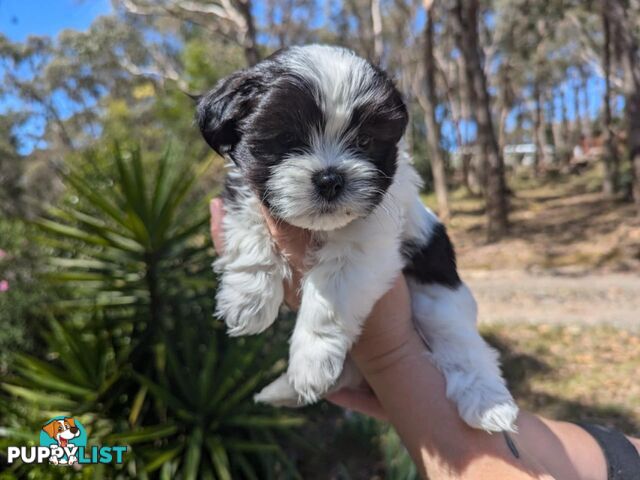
[59,438,68,448]
[284,207,359,231]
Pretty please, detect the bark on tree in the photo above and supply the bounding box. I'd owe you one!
[118,0,260,67]
[449,0,509,240]
[497,63,513,156]
[371,0,384,64]
[423,4,450,220]
[438,50,479,195]
[237,0,261,66]
[573,82,583,141]
[533,81,552,173]
[581,72,592,134]
[601,5,619,196]
[608,0,640,211]
[560,87,571,164]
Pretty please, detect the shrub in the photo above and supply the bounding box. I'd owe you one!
[1,146,301,479]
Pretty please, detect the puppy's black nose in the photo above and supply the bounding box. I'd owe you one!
[70,427,78,434]
[313,168,345,201]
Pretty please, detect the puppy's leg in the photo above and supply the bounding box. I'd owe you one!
[215,182,288,336]
[287,218,404,403]
[411,281,518,432]
[403,199,517,432]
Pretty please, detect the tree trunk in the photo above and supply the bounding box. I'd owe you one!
[582,72,592,135]
[449,0,508,240]
[441,54,477,195]
[573,83,583,142]
[533,81,551,173]
[498,105,509,157]
[602,6,619,196]
[371,0,384,64]
[560,87,571,165]
[423,5,450,220]
[608,0,640,211]
[237,0,260,66]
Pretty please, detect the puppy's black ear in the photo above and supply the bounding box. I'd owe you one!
[196,70,263,158]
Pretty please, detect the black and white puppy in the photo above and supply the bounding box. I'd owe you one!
[197,45,517,432]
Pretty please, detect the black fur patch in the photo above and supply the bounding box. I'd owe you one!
[244,73,326,203]
[402,223,461,288]
[220,171,247,206]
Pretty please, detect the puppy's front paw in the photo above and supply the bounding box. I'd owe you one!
[288,339,345,403]
[450,372,519,432]
[67,455,78,465]
[254,373,303,407]
[216,271,283,336]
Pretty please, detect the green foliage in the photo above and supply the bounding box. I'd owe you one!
[0,219,49,373]
[0,146,301,479]
[378,426,417,480]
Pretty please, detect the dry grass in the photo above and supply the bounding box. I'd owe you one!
[422,165,640,274]
[484,323,640,436]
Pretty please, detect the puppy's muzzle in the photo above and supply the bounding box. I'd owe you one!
[313,167,345,201]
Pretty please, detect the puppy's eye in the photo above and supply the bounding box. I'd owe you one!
[356,134,373,150]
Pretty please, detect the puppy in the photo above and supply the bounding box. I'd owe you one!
[197,45,517,432]
[42,417,80,464]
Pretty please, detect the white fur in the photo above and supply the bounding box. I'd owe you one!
[214,171,290,336]
[408,280,518,431]
[216,45,517,432]
[284,45,378,138]
[266,150,380,231]
[225,155,518,431]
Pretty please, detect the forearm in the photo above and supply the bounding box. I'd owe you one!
[349,279,556,479]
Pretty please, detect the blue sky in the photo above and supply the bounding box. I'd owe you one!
[0,0,609,153]
[0,0,111,41]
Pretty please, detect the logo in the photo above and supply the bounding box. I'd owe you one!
[6,416,127,466]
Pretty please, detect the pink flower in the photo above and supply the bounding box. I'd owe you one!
[0,249,5,260]
[0,280,9,292]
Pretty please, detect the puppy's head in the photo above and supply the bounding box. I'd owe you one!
[42,418,80,447]
[197,45,408,230]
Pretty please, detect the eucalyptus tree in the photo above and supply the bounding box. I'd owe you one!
[115,0,261,66]
[605,0,640,210]
[601,1,619,195]
[0,113,25,217]
[445,0,509,240]
[421,1,450,219]
[494,0,577,173]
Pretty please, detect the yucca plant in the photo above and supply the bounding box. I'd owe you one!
[1,146,301,479]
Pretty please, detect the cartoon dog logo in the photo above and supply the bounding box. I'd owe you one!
[41,417,81,465]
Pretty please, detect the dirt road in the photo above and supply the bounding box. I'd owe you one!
[464,270,640,330]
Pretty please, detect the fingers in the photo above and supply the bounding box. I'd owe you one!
[326,388,388,421]
[210,198,225,255]
[260,205,311,274]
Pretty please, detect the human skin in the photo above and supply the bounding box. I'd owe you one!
[210,198,640,479]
